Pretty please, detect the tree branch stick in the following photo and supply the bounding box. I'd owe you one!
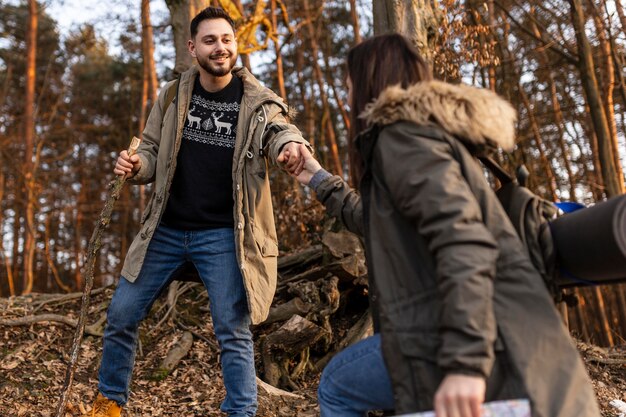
[54,136,141,417]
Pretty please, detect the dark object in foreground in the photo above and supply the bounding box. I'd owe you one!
[552,194,626,286]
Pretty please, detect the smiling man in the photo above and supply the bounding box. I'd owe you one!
[84,7,310,417]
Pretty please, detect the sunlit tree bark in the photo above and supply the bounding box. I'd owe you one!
[569,0,622,198]
[372,0,440,63]
[0,171,15,296]
[22,0,38,294]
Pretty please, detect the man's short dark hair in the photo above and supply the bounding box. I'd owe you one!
[190,7,236,38]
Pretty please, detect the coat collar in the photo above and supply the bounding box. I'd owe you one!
[359,80,517,152]
[179,65,288,113]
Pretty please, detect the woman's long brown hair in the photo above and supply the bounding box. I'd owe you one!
[346,34,432,186]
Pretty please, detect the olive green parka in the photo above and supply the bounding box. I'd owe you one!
[316,81,600,417]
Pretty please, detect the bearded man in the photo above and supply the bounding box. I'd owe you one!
[85,7,309,417]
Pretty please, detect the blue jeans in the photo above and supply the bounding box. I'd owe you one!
[318,334,395,417]
[98,225,257,417]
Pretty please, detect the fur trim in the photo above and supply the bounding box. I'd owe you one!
[360,80,517,151]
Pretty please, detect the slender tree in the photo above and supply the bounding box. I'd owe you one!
[22,0,38,294]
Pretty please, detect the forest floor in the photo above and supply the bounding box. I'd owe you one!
[0,287,625,417]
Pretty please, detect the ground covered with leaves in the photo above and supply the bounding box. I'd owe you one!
[1,287,625,417]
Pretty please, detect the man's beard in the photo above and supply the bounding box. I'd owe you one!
[198,52,237,77]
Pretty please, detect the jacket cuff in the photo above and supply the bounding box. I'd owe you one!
[309,168,332,191]
[443,368,488,379]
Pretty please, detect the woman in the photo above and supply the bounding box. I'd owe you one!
[292,34,599,417]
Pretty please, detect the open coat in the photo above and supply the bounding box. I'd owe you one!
[121,66,308,324]
[316,80,600,416]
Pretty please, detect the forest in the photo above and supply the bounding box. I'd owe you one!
[1,0,626,416]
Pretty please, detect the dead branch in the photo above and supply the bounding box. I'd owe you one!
[175,319,219,351]
[32,286,109,313]
[55,136,142,417]
[587,356,626,365]
[152,331,194,380]
[151,282,199,335]
[0,313,104,337]
[256,377,304,399]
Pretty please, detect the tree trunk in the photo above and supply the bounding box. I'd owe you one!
[321,41,350,132]
[569,0,622,198]
[270,0,287,100]
[294,41,315,145]
[165,0,195,75]
[614,0,626,34]
[593,286,614,347]
[232,0,252,70]
[140,0,159,134]
[372,0,440,63]
[0,171,15,296]
[517,85,558,200]
[303,0,343,177]
[589,0,625,192]
[348,0,362,44]
[22,0,38,294]
[529,11,576,200]
[487,0,496,91]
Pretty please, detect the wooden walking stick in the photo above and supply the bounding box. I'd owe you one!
[55,136,142,417]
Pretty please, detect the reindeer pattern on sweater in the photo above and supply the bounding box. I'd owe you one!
[182,79,241,149]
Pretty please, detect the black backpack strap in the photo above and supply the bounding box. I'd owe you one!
[477,155,514,185]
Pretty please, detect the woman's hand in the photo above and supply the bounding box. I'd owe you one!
[434,374,486,417]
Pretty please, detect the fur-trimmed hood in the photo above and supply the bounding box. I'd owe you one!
[360,80,517,151]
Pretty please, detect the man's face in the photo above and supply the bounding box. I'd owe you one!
[189,18,238,77]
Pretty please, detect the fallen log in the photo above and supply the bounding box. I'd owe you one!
[261,315,325,388]
[278,244,323,272]
[315,310,373,371]
[152,331,194,380]
[263,297,313,325]
[322,229,364,259]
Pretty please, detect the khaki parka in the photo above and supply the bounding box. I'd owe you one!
[316,81,599,417]
[121,66,309,324]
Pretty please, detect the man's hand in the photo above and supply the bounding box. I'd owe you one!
[434,374,486,417]
[114,150,142,177]
[277,142,305,175]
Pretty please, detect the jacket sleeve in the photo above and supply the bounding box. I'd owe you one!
[262,103,312,163]
[315,175,364,236]
[128,79,175,184]
[376,123,498,378]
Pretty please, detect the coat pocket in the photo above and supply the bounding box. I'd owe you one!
[251,222,279,257]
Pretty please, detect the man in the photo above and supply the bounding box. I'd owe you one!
[85,7,309,417]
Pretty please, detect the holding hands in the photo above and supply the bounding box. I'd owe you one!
[278,143,322,186]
